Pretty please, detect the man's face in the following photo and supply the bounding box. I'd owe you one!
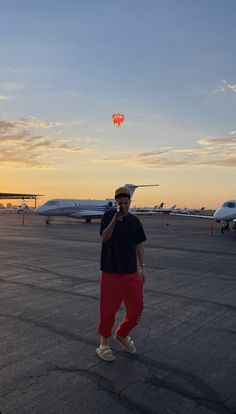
[115,196,131,215]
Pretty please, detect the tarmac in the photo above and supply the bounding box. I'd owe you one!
[0,212,235,414]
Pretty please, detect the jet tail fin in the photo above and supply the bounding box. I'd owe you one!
[124,184,159,199]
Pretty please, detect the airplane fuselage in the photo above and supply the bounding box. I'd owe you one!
[35,184,160,222]
[35,199,115,218]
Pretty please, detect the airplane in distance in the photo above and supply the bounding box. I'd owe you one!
[17,205,29,213]
[130,202,164,214]
[131,203,177,215]
[171,206,205,215]
[35,184,159,224]
[16,204,35,213]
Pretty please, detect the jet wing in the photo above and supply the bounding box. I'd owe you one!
[170,213,214,219]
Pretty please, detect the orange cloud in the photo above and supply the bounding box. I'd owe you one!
[95,136,236,169]
[0,118,97,168]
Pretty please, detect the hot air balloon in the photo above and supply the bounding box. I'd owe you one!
[112,113,125,127]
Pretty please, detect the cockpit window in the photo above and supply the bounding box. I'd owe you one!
[222,202,235,208]
[45,200,60,207]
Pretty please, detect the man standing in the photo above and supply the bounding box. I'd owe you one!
[96,186,147,361]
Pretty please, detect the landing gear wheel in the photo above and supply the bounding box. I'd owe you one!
[46,216,52,225]
[85,218,91,223]
[221,222,229,234]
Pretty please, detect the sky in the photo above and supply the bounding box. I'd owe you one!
[1,0,236,208]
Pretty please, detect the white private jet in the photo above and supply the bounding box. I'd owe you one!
[35,184,159,224]
[171,200,236,233]
[214,200,236,232]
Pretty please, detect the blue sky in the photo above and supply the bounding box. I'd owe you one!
[1,1,236,207]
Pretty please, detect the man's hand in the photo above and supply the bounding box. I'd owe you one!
[101,212,118,244]
[111,212,123,222]
[139,267,146,283]
[111,212,118,223]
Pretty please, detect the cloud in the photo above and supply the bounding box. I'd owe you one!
[14,116,65,130]
[0,82,25,91]
[227,83,236,93]
[135,149,172,157]
[0,149,43,167]
[95,135,236,170]
[132,137,236,169]
[0,117,96,168]
[2,115,236,170]
[0,121,17,133]
[0,95,10,101]
[212,79,236,95]
[197,137,236,146]
[0,117,65,133]
[96,155,127,164]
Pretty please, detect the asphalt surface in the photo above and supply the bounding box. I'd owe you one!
[0,212,235,414]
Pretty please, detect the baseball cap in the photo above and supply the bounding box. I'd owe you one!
[115,186,131,199]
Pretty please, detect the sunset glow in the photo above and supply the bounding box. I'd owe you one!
[1,2,236,209]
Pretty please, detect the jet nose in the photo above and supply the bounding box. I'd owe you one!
[35,206,43,214]
[213,208,226,221]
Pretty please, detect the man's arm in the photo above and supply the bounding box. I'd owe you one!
[101,213,117,244]
[136,243,146,282]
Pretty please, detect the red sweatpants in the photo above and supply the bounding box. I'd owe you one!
[98,271,144,338]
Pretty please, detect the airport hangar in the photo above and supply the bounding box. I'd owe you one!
[0,193,44,208]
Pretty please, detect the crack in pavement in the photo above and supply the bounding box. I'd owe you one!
[119,353,233,414]
[0,311,97,348]
[1,359,158,414]
[4,358,232,414]
[41,362,163,414]
[217,329,236,337]
[148,375,232,414]
[2,275,235,315]
[10,264,99,285]
[147,244,236,258]
[0,313,234,413]
[0,378,40,399]
[145,265,236,282]
[0,310,232,409]
[0,278,99,302]
[145,288,236,313]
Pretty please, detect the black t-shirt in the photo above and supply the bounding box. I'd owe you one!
[100,210,147,274]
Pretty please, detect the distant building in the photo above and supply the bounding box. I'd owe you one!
[7,203,12,208]
[0,203,4,209]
